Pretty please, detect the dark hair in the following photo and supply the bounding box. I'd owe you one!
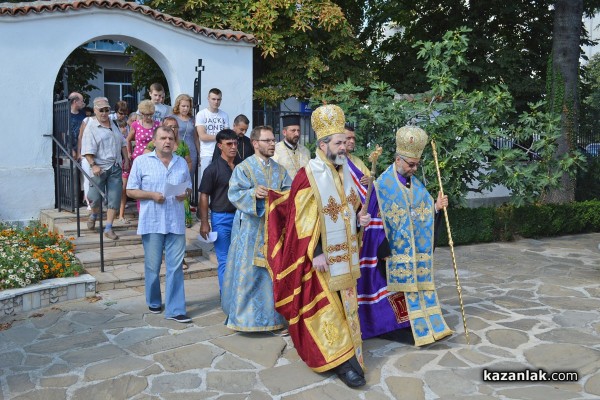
[233,114,250,126]
[250,125,273,141]
[149,83,165,93]
[208,88,222,96]
[216,129,237,143]
[344,123,355,132]
[153,125,173,140]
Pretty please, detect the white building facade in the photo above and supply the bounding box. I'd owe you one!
[0,0,255,223]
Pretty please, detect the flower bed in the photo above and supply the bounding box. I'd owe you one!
[0,222,84,290]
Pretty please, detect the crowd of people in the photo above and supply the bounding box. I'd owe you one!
[71,87,453,388]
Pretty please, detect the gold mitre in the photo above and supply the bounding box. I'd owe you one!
[396,125,428,159]
[311,104,346,141]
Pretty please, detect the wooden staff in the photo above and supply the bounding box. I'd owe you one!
[362,145,383,211]
[430,140,470,345]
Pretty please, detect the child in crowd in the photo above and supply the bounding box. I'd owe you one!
[148,82,172,122]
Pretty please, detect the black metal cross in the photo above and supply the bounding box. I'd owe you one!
[193,59,205,115]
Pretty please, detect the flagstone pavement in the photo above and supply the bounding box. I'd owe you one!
[0,233,599,399]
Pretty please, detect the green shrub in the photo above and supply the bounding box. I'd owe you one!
[436,200,600,246]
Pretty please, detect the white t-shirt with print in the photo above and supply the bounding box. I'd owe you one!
[195,108,230,157]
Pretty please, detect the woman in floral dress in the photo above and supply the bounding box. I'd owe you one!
[125,100,160,213]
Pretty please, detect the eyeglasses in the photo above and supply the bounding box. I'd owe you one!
[97,107,111,113]
[399,156,420,169]
[141,113,154,117]
[257,139,276,144]
[221,141,238,147]
[164,125,179,130]
[117,111,127,116]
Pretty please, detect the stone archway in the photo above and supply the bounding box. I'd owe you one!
[0,0,255,223]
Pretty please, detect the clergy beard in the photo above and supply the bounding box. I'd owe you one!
[334,154,347,166]
[326,148,347,166]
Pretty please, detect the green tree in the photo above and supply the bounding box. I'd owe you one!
[581,53,600,139]
[54,47,101,102]
[545,0,600,203]
[317,29,586,207]
[146,0,370,104]
[126,47,169,103]
[363,0,556,112]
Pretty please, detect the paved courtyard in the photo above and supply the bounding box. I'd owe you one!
[0,233,599,399]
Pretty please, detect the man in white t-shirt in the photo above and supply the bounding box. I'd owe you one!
[195,88,230,182]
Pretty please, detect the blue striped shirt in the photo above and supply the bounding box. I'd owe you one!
[127,151,191,235]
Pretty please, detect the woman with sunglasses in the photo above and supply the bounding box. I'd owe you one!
[109,100,130,130]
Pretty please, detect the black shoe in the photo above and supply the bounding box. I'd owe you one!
[148,306,161,314]
[337,369,366,388]
[167,315,192,323]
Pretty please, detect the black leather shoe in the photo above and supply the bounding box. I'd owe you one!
[337,368,366,388]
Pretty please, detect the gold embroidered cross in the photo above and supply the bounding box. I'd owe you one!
[323,196,343,223]
[347,189,360,210]
[413,201,432,222]
[385,203,407,224]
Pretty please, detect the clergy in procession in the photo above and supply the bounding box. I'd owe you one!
[266,104,371,388]
[356,125,453,345]
[272,114,311,179]
[345,124,370,179]
[221,125,291,332]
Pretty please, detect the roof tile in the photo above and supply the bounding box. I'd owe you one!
[0,0,256,44]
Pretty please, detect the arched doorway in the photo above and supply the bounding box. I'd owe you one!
[0,0,255,223]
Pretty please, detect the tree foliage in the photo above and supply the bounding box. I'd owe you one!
[146,0,370,104]
[361,0,557,113]
[125,47,170,103]
[54,47,101,102]
[316,29,586,207]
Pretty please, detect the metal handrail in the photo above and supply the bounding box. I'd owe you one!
[44,133,106,272]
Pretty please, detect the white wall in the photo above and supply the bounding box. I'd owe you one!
[0,8,254,223]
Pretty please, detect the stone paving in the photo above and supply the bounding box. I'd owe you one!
[0,233,599,399]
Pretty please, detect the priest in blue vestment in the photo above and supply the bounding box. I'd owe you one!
[356,125,453,346]
[222,125,292,332]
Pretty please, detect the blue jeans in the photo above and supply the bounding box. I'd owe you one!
[211,211,235,291]
[142,233,187,317]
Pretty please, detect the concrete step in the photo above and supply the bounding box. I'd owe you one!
[56,219,139,236]
[40,208,219,293]
[40,206,138,233]
[88,255,217,292]
[73,230,142,250]
[75,242,203,268]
